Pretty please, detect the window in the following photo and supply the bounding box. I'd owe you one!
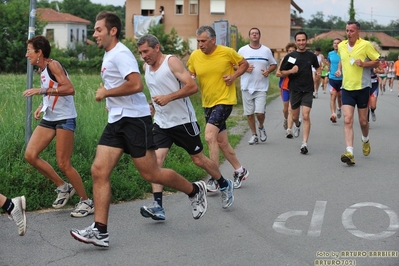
[76,28,79,42]
[175,0,183,15]
[70,29,74,42]
[210,0,225,14]
[141,0,155,15]
[82,30,85,42]
[46,29,54,41]
[190,0,198,15]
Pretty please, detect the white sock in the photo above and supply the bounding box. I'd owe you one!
[346,146,354,154]
[362,135,369,142]
[235,166,243,173]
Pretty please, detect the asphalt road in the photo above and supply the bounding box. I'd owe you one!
[2,82,399,266]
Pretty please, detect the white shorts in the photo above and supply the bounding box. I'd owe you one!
[242,90,267,115]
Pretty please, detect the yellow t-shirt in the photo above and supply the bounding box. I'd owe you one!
[187,45,244,108]
[338,38,380,91]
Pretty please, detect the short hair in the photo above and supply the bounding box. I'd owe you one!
[294,31,308,41]
[26,35,51,58]
[196,26,216,39]
[137,34,160,48]
[96,11,122,39]
[347,21,360,29]
[285,42,296,52]
[315,47,321,52]
[249,27,261,36]
[333,38,342,42]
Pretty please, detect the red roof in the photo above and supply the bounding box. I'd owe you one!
[309,30,399,49]
[37,8,91,24]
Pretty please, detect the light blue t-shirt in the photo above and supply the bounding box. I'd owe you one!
[327,50,342,81]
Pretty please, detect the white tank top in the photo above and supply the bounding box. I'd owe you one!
[145,55,197,129]
[40,62,77,121]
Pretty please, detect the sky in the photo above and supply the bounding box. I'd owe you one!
[90,0,398,27]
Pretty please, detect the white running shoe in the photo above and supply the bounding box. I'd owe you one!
[52,183,75,208]
[259,127,267,142]
[248,134,258,145]
[206,178,219,192]
[190,181,207,219]
[70,223,109,247]
[8,196,27,236]
[70,198,94,218]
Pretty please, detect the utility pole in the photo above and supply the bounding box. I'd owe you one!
[25,0,37,145]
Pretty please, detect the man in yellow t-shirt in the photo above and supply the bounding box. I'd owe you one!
[187,25,250,191]
[337,21,380,165]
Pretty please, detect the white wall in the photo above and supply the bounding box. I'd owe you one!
[43,23,88,49]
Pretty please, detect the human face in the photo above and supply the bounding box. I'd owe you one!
[346,23,359,46]
[25,44,39,66]
[249,30,260,43]
[295,34,307,52]
[197,32,216,55]
[138,42,160,67]
[93,18,114,51]
[287,47,296,53]
[333,39,341,51]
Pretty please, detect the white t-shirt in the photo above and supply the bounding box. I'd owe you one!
[101,42,150,123]
[238,44,277,93]
[145,55,197,129]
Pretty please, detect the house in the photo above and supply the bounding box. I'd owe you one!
[308,30,399,57]
[125,0,303,59]
[37,8,91,49]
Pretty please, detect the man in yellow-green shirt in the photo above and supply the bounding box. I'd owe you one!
[337,21,380,165]
[187,25,250,191]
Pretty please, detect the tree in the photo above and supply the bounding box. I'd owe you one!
[348,0,356,21]
[0,0,45,72]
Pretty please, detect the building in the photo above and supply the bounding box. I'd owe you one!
[309,30,399,57]
[125,0,303,58]
[37,8,91,49]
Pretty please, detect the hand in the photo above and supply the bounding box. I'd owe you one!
[335,70,342,77]
[247,64,255,73]
[261,69,269,77]
[223,74,234,86]
[291,65,299,74]
[355,59,363,67]
[95,83,107,102]
[152,95,171,106]
[34,107,42,120]
[23,88,41,97]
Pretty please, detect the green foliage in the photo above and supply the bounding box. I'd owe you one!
[309,39,334,56]
[147,24,190,59]
[237,32,249,50]
[349,0,356,21]
[363,35,381,45]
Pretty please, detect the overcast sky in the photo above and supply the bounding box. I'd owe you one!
[90,0,398,26]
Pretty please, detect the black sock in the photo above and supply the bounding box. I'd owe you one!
[217,176,228,189]
[371,108,376,113]
[1,198,13,215]
[154,192,163,207]
[94,222,107,233]
[188,183,199,198]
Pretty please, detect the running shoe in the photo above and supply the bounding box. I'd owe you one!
[285,129,293,139]
[52,183,75,209]
[337,108,342,119]
[248,134,258,145]
[283,119,288,130]
[8,196,27,236]
[206,178,219,192]
[341,151,355,165]
[259,127,267,142]
[330,114,337,123]
[140,201,165,220]
[70,198,95,218]
[293,121,301,138]
[220,179,234,209]
[371,111,376,122]
[300,144,308,154]
[362,140,370,156]
[70,223,109,247]
[189,181,207,220]
[233,168,249,189]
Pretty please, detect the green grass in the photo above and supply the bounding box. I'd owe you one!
[0,73,279,211]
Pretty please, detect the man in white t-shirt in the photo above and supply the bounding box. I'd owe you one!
[70,12,207,248]
[136,34,234,221]
[238,27,277,145]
